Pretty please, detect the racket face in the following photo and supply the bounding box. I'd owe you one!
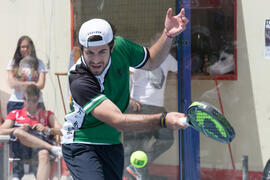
[187,102,235,143]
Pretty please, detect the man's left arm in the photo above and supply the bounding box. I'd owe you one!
[142,8,189,71]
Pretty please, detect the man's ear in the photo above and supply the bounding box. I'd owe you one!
[111,46,114,53]
[110,41,115,53]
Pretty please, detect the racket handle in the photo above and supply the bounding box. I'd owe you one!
[179,117,190,127]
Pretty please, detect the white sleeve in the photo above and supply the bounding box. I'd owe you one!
[6,59,14,71]
[129,68,135,93]
[165,54,178,72]
[129,67,135,73]
[37,59,48,73]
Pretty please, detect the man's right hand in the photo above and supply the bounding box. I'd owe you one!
[165,112,188,130]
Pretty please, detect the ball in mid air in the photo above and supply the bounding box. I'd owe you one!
[130,150,148,168]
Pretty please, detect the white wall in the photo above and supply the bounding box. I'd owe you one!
[241,0,270,168]
[0,0,70,121]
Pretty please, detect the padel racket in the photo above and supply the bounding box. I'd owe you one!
[179,101,235,143]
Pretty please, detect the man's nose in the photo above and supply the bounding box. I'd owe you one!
[91,55,100,63]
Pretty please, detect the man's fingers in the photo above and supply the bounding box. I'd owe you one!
[166,8,173,18]
[176,8,185,18]
[132,102,141,112]
[180,8,185,16]
[181,16,189,24]
[137,103,141,111]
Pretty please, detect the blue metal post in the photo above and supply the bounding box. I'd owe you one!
[177,0,200,179]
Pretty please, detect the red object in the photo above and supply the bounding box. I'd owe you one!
[55,72,68,114]
[148,164,263,180]
[190,0,238,80]
[215,79,235,170]
[61,158,70,176]
[191,0,219,7]
[184,0,220,8]
[201,168,262,180]
[49,158,70,178]
[6,108,53,127]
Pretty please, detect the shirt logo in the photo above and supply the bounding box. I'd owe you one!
[40,118,45,124]
[117,69,122,77]
[17,116,26,121]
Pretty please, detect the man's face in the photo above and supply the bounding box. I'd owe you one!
[24,95,39,111]
[83,44,111,76]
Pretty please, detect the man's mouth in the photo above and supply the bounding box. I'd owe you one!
[91,64,102,69]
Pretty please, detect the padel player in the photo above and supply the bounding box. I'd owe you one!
[62,8,189,180]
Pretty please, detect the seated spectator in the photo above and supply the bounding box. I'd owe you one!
[0,84,62,180]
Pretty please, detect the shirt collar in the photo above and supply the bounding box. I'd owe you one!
[95,57,111,92]
[81,55,111,92]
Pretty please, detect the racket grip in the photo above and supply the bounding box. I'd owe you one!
[179,117,190,127]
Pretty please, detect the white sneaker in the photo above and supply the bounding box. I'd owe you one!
[51,146,62,157]
[12,177,20,180]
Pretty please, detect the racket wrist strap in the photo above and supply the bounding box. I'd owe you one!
[160,112,167,128]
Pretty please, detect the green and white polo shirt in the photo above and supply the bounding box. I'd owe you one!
[62,36,149,144]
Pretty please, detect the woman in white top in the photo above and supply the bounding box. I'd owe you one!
[6,35,47,113]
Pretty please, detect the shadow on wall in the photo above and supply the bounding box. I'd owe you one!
[0,90,11,117]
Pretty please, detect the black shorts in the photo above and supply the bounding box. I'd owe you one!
[62,143,124,180]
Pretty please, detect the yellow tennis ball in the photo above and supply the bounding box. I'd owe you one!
[130,150,148,168]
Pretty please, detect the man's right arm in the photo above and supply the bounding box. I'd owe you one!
[129,98,142,112]
[91,99,187,131]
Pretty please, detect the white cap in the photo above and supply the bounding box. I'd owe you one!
[79,18,113,47]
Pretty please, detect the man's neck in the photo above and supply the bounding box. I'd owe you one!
[26,108,38,116]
